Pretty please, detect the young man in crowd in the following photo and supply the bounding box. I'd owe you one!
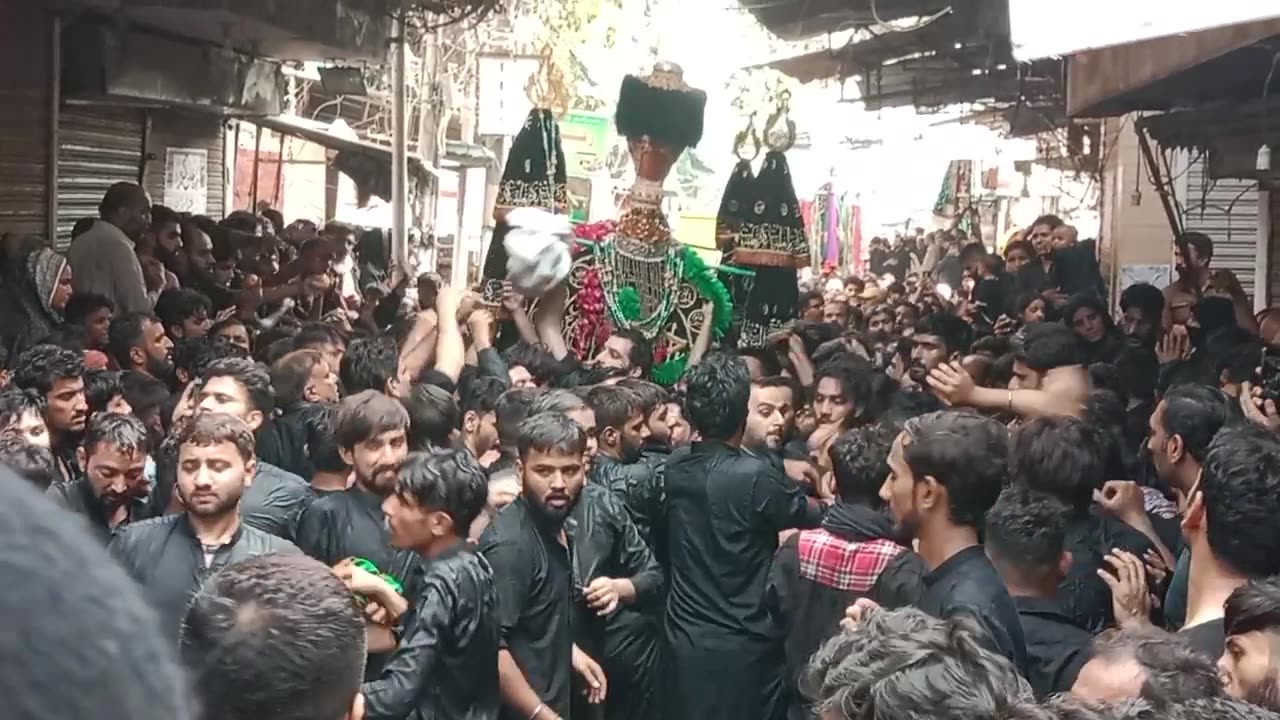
[985,485,1092,698]
[12,344,88,482]
[529,389,599,465]
[864,410,1027,673]
[294,390,421,678]
[260,348,340,478]
[594,329,651,379]
[401,382,459,452]
[480,412,608,720]
[180,553,366,720]
[742,375,796,454]
[907,313,971,388]
[460,375,504,464]
[1177,424,1280,659]
[197,357,312,540]
[63,292,114,351]
[665,352,823,720]
[770,424,923,720]
[0,388,50,448]
[299,404,351,495]
[0,435,58,489]
[154,288,212,342]
[47,413,152,544]
[109,312,176,384]
[109,413,297,641]
[1070,628,1222,708]
[1220,578,1280,710]
[355,450,499,720]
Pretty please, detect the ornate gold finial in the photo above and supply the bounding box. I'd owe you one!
[526,42,570,117]
[641,61,692,92]
[763,89,796,152]
[734,112,761,162]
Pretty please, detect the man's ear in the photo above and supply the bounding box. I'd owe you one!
[917,475,941,512]
[302,382,320,403]
[245,409,264,431]
[339,446,355,468]
[602,426,619,449]
[129,346,146,369]
[243,457,257,487]
[463,411,478,434]
[1168,434,1185,465]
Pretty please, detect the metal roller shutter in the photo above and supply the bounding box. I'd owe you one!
[0,3,51,241]
[1182,154,1260,302]
[1269,189,1280,309]
[56,105,144,250]
[142,110,227,219]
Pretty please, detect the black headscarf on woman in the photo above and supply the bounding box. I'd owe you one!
[1062,293,1124,365]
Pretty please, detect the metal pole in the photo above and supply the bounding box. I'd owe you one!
[391,14,409,267]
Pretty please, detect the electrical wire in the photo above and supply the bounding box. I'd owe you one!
[869,0,952,33]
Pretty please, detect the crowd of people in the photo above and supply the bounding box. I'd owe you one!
[4,187,1280,720]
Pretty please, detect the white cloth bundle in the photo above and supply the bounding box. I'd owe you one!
[504,208,574,298]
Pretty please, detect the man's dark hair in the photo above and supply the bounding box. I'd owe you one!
[516,412,587,459]
[550,362,626,389]
[610,328,652,378]
[501,342,558,385]
[529,388,589,418]
[1031,214,1064,231]
[914,313,973,357]
[1009,415,1107,516]
[495,388,538,450]
[121,371,171,429]
[394,450,488,533]
[901,411,1008,528]
[1224,577,1280,640]
[99,182,145,220]
[1016,322,1083,371]
[459,375,505,427]
[84,370,126,415]
[63,293,114,326]
[879,389,945,431]
[1175,231,1214,263]
[1160,385,1232,465]
[1089,628,1223,708]
[177,412,257,462]
[684,351,750,441]
[334,390,409,451]
[1120,283,1165,321]
[150,204,180,229]
[154,288,211,335]
[828,425,895,504]
[0,389,45,430]
[176,338,248,385]
[12,344,83,397]
[401,383,458,451]
[985,484,1070,582]
[107,312,161,370]
[339,336,398,395]
[299,404,346,474]
[1201,424,1280,579]
[815,357,895,428]
[799,289,823,311]
[801,606,1033,720]
[586,385,641,432]
[269,350,327,409]
[0,436,58,490]
[83,412,150,458]
[0,471,192,720]
[292,322,347,353]
[740,347,785,377]
[202,358,275,417]
[616,378,668,418]
[180,553,365,720]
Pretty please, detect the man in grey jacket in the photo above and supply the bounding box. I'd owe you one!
[68,182,152,313]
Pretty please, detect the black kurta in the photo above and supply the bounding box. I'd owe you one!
[239,460,313,542]
[47,477,152,545]
[1014,595,1091,699]
[663,441,822,720]
[917,545,1029,676]
[362,543,501,720]
[294,487,423,678]
[108,513,298,642]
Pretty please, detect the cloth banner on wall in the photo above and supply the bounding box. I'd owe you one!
[164,148,209,214]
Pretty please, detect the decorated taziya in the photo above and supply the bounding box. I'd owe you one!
[562,62,732,385]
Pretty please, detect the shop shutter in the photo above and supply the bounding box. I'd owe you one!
[1182,154,1260,302]
[0,3,51,241]
[55,105,144,250]
[1269,189,1280,309]
[142,110,227,220]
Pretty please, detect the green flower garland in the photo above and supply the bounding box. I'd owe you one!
[649,246,733,386]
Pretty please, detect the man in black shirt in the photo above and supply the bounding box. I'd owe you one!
[871,410,1028,673]
[480,412,608,720]
[295,391,421,675]
[48,412,152,543]
[196,357,311,540]
[356,450,499,720]
[1221,578,1280,710]
[1177,424,1280,660]
[986,485,1091,698]
[664,353,823,720]
[109,413,297,640]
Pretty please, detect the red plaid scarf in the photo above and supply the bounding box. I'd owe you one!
[797,529,906,593]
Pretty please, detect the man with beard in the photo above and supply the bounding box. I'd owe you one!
[529,390,599,466]
[1221,578,1280,710]
[1120,282,1165,347]
[67,182,152,314]
[294,390,421,678]
[866,306,897,348]
[907,314,971,390]
[1164,231,1254,332]
[853,411,1027,673]
[742,376,795,454]
[584,385,666,720]
[665,353,823,720]
[108,413,297,641]
[615,379,674,465]
[769,425,924,720]
[480,413,618,720]
[109,312,175,384]
[12,344,88,483]
[196,358,312,540]
[48,413,152,543]
[461,376,505,465]
[354,450,499,720]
